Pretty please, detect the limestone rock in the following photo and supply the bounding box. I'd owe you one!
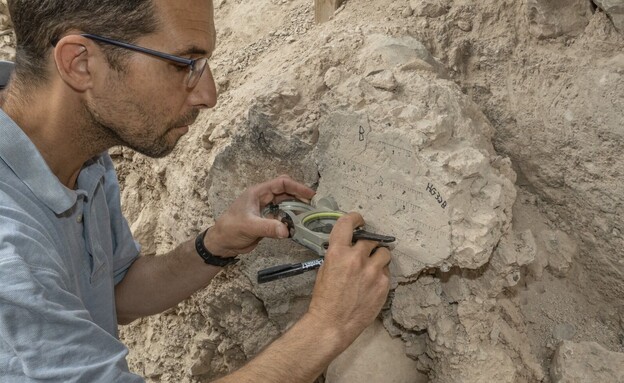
[317,35,516,279]
[324,67,344,89]
[401,6,414,18]
[129,205,160,256]
[501,39,624,301]
[542,229,577,278]
[392,276,443,331]
[0,13,11,30]
[594,0,624,32]
[326,320,427,383]
[487,229,537,291]
[365,69,398,91]
[0,45,14,61]
[403,332,428,360]
[552,323,576,341]
[526,0,593,38]
[187,333,218,376]
[430,346,517,383]
[358,34,442,74]
[409,0,451,18]
[551,341,624,382]
[94,0,624,380]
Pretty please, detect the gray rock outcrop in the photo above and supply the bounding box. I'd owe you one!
[594,0,624,32]
[551,341,624,382]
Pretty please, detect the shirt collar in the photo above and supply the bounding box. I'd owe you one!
[0,108,104,215]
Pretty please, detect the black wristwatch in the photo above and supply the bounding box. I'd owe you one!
[195,228,239,267]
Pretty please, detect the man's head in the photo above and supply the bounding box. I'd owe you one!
[8,0,159,88]
[7,0,217,158]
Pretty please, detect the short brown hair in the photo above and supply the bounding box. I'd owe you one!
[8,0,159,86]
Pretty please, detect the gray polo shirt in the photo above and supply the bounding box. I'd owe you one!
[0,109,144,382]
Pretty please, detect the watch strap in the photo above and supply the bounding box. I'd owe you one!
[195,228,239,267]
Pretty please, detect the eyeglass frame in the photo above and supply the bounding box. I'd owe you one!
[52,33,208,88]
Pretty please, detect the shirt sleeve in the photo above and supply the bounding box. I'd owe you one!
[100,153,141,285]
[0,251,145,383]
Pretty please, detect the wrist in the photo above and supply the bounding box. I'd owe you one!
[300,311,349,357]
[202,226,237,258]
[195,228,239,267]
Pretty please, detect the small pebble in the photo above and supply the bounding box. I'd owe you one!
[457,20,472,32]
[401,7,414,18]
[553,323,576,341]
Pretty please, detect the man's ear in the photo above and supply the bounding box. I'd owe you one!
[53,35,98,92]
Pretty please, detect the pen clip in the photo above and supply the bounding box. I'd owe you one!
[352,229,396,243]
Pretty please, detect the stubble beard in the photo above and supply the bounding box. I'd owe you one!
[83,97,199,159]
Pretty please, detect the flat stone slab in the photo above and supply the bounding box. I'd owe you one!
[551,341,624,382]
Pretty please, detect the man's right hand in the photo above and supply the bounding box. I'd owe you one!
[306,212,392,350]
[212,211,392,383]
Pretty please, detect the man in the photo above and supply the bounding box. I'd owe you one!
[0,0,391,381]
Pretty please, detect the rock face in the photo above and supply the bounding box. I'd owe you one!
[202,30,538,382]
[315,34,516,280]
[551,341,624,382]
[111,0,624,381]
[111,0,624,379]
[500,48,624,301]
[0,0,13,61]
[409,0,451,18]
[594,0,624,32]
[0,0,611,381]
[526,0,593,38]
[325,320,427,383]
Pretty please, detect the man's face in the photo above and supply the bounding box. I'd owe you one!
[86,0,217,158]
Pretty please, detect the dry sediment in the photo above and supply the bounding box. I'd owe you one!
[0,0,623,382]
[115,0,624,381]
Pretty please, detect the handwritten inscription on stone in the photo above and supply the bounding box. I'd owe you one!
[426,183,447,209]
[317,111,453,278]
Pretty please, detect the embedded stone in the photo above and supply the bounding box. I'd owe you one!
[526,0,592,38]
[551,341,624,382]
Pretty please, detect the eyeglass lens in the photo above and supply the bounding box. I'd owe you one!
[188,58,208,88]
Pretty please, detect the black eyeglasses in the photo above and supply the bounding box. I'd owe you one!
[64,34,208,88]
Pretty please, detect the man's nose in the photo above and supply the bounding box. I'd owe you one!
[189,64,217,109]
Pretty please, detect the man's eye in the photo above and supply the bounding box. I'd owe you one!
[173,64,188,72]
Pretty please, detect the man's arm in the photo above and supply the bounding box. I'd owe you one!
[214,313,344,383]
[114,175,316,324]
[214,213,392,383]
[113,236,220,324]
[115,176,392,383]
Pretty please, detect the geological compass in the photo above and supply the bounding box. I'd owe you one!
[257,196,396,283]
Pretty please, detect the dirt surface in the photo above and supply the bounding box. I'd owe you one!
[1,0,623,382]
[114,0,624,381]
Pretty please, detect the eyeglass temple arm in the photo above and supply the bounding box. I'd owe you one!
[80,34,194,66]
[51,33,194,67]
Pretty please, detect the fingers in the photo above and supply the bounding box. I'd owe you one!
[247,215,290,239]
[329,212,365,247]
[255,175,316,206]
[369,246,392,269]
[352,240,392,271]
[352,239,379,257]
[215,176,314,254]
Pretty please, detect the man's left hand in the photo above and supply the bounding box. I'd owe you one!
[203,175,316,258]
